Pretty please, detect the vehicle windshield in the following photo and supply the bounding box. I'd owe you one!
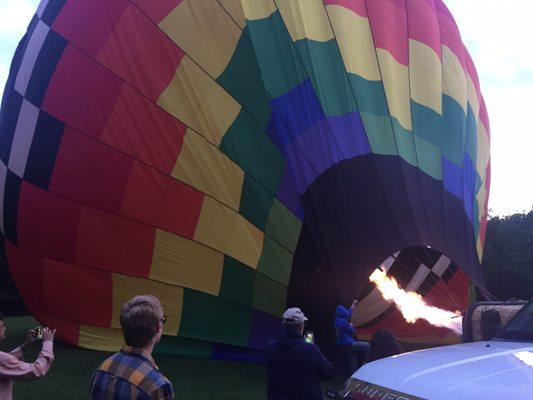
[495,301,533,342]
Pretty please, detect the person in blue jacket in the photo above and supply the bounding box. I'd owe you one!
[334,300,370,373]
[266,307,334,400]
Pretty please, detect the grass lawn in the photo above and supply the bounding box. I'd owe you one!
[2,316,344,399]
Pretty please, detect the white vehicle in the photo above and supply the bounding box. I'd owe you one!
[330,300,533,399]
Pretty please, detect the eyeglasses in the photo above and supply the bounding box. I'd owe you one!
[160,315,167,325]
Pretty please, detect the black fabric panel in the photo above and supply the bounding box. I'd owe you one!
[3,171,22,244]
[25,30,67,107]
[24,111,64,189]
[41,0,68,26]
[287,154,483,358]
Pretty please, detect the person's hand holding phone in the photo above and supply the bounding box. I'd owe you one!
[41,327,56,342]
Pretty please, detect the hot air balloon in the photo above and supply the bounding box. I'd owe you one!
[0,0,490,361]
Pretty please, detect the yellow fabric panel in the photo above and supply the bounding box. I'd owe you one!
[194,196,264,268]
[276,0,333,42]
[218,0,246,28]
[111,273,183,335]
[376,48,412,131]
[466,74,480,118]
[172,128,244,210]
[157,57,241,146]
[150,229,224,296]
[241,0,277,21]
[78,324,124,352]
[409,40,442,114]
[442,46,467,112]
[326,5,380,81]
[476,239,484,263]
[159,0,241,78]
[476,122,490,174]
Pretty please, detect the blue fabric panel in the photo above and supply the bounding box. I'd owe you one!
[442,157,463,199]
[0,89,23,165]
[248,309,283,351]
[462,154,477,223]
[211,343,265,363]
[327,112,371,160]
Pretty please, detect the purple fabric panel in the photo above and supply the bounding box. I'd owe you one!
[276,168,304,220]
[328,112,371,159]
[211,343,265,363]
[247,309,282,351]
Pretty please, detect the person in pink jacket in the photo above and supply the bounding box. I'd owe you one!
[0,313,55,400]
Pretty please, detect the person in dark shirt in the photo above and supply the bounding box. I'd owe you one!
[366,328,402,363]
[334,300,370,373]
[266,307,334,400]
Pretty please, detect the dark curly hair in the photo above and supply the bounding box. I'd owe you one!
[366,328,402,362]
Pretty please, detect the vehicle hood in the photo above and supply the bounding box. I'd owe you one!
[353,341,533,400]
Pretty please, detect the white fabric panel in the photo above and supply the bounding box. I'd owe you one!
[14,20,50,97]
[8,99,40,177]
[36,0,50,17]
[432,255,452,277]
[406,264,431,291]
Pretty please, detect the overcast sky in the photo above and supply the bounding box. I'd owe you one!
[0,0,531,216]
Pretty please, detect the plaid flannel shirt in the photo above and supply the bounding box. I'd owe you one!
[90,346,174,400]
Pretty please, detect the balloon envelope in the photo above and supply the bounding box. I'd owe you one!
[0,0,490,360]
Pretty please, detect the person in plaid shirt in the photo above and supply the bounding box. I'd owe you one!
[90,295,174,399]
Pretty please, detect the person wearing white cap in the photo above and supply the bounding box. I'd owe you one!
[265,307,333,400]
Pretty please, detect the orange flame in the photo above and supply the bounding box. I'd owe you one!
[369,268,462,334]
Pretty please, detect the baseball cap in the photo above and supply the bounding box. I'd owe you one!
[282,307,308,323]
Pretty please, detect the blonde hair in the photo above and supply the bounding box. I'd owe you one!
[120,295,163,348]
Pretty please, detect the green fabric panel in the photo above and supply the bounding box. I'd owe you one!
[257,236,293,286]
[348,74,389,116]
[411,100,443,148]
[414,136,442,180]
[179,289,252,347]
[442,95,466,166]
[465,104,478,164]
[295,39,357,116]
[220,110,284,194]
[219,256,255,307]
[360,112,398,156]
[239,174,275,230]
[391,118,417,167]
[264,199,302,253]
[156,335,212,358]
[252,273,287,316]
[217,29,271,129]
[245,11,307,98]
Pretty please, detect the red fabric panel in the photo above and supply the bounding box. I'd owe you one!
[30,307,81,347]
[17,182,81,263]
[76,206,155,277]
[42,45,123,139]
[50,126,134,213]
[435,0,466,70]
[52,0,129,57]
[132,0,184,24]
[324,0,368,17]
[157,179,204,239]
[120,161,168,226]
[366,0,408,65]
[406,0,441,58]
[97,4,185,101]
[5,241,45,312]
[101,85,186,173]
[41,258,113,327]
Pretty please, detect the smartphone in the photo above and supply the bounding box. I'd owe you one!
[36,327,43,341]
[304,331,314,344]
